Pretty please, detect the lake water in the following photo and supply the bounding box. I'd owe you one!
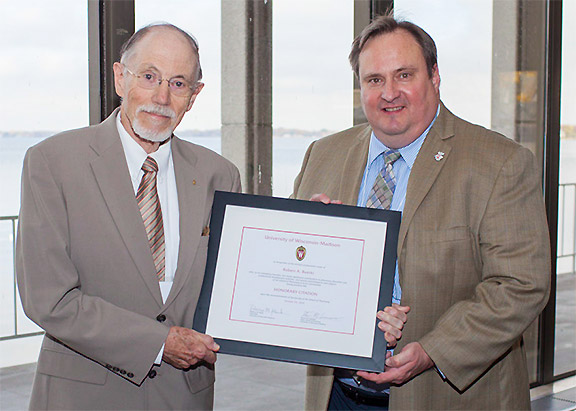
[2,134,575,216]
[0,134,321,217]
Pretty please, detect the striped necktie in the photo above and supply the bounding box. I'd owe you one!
[136,157,165,281]
[366,149,401,210]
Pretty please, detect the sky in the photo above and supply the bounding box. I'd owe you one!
[0,0,574,133]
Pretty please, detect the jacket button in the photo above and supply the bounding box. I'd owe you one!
[148,369,157,379]
[127,372,134,378]
[156,314,166,322]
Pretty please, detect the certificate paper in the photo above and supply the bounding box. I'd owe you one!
[194,192,401,372]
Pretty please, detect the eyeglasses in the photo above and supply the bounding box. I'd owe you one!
[124,67,198,97]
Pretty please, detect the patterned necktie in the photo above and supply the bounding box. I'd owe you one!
[334,150,403,385]
[136,157,165,281]
[366,149,401,210]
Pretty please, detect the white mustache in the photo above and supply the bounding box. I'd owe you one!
[137,104,176,119]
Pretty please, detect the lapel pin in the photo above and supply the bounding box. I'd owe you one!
[434,151,445,162]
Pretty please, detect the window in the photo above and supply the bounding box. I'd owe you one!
[0,0,89,216]
[555,0,576,378]
[393,0,493,128]
[135,0,221,153]
[0,0,89,365]
[272,0,354,197]
[392,0,550,383]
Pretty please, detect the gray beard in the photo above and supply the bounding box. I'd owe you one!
[131,104,177,143]
[132,117,173,143]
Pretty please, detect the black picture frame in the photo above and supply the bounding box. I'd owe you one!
[193,191,401,372]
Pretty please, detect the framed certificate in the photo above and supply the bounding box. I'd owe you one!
[193,191,401,372]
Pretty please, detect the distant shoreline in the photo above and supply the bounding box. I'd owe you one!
[0,128,337,140]
[2,126,575,140]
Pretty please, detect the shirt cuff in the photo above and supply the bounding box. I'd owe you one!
[154,343,165,365]
[435,365,446,380]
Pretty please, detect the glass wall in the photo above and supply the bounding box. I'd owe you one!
[391,0,553,383]
[555,0,576,378]
[0,0,89,217]
[393,0,493,128]
[0,0,89,366]
[272,0,354,197]
[1,0,573,386]
[135,0,221,153]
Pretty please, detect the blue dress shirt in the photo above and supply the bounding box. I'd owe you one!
[357,107,439,305]
[335,108,440,396]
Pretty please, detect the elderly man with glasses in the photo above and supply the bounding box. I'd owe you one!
[17,23,240,410]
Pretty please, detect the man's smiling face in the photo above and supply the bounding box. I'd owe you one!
[359,29,440,149]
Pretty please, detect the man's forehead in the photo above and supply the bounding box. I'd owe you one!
[364,30,421,54]
[133,29,188,54]
[359,30,426,68]
[128,30,197,74]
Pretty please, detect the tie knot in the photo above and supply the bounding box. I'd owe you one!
[384,149,401,166]
[142,157,158,174]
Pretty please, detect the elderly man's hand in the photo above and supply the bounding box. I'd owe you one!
[378,303,410,348]
[162,326,219,369]
[356,342,434,385]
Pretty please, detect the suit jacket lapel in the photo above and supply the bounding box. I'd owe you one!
[398,103,454,253]
[163,137,206,308]
[339,125,371,205]
[89,110,163,306]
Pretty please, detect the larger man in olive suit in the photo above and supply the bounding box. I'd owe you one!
[293,15,550,410]
[17,23,240,410]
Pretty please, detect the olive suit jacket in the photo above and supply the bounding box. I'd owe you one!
[16,110,241,410]
[293,104,550,410]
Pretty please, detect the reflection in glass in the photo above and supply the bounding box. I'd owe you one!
[555,0,576,378]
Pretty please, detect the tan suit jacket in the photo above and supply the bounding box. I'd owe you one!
[293,104,550,410]
[16,110,241,410]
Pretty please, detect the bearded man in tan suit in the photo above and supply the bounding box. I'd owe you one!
[17,24,240,410]
[293,15,550,410]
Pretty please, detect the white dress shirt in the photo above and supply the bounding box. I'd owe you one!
[116,113,180,364]
[116,113,180,298]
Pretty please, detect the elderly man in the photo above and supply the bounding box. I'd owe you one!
[293,15,550,410]
[17,23,240,410]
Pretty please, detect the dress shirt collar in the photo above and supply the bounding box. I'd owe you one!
[116,111,172,186]
[367,104,440,169]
